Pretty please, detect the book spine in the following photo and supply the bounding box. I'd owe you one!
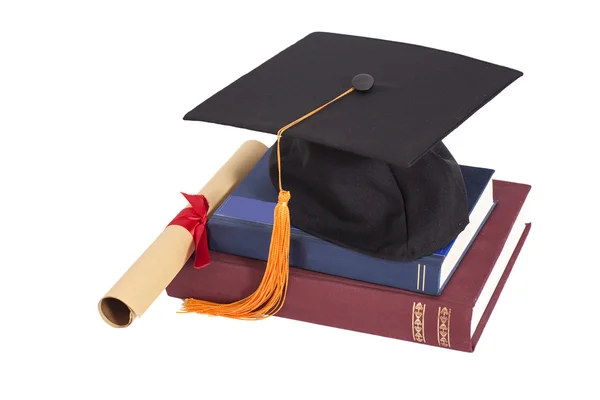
[207,215,443,295]
[166,253,472,352]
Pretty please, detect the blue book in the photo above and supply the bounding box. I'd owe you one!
[207,146,496,295]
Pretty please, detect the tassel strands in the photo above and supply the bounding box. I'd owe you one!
[180,190,291,319]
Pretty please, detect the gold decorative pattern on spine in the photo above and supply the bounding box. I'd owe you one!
[412,302,426,343]
[437,307,451,348]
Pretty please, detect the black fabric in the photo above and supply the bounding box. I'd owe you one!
[184,31,522,167]
[268,138,469,261]
[183,32,522,261]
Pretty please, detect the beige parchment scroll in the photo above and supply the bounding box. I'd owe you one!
[98,140,269,328]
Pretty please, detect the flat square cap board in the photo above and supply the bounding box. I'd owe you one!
[181,32,523,262]
[184,31,522,168]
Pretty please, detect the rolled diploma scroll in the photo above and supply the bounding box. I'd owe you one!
[98,140,269,328]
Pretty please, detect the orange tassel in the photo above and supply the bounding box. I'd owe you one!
[180,190,290,319]
[179,87,355,320]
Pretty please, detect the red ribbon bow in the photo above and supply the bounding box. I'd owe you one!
[168,193,210,269]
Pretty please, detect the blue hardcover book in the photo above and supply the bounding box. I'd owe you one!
[207,146,496,295]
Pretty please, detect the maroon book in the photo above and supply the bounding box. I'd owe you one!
[166,180,531,352]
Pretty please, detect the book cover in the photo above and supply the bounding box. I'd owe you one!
[167,180,531,352]
[206,146,495,295]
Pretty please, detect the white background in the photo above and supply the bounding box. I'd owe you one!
[1,1,597,399]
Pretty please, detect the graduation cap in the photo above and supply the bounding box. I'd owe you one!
[180,32,522,319]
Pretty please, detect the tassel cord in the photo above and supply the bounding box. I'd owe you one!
[180,87,355,320]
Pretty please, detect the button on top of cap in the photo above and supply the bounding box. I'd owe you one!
[352,74,375,92]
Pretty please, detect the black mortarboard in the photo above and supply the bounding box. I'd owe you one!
[183,32,522,262]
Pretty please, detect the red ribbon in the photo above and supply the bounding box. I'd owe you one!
[168,193,210,269]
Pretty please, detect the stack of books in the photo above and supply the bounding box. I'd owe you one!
[166,145,531,352]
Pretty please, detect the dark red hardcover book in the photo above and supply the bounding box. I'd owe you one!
[166,180,531,352]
